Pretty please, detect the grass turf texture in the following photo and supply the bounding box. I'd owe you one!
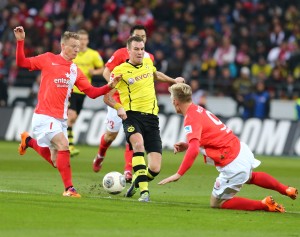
[0,141,299,237]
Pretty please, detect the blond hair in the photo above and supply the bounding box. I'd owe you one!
[61,31,80,44]
[77,29,88,35]
[169,83,192,103]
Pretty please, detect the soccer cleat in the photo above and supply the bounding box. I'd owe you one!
[261,196,285,213]
[124,170,132,183]
[93,155,104,172]
[286,187,298,200]
[138,192,150,202]
[69,146,80,157]
[63,187,81,198]
[124,174,138,198]
[18,131,30,155]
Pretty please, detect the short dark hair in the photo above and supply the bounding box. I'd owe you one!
[130,25,147,35]
[127,36,144,48]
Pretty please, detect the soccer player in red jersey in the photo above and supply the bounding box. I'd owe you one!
[93,25,154,182]
[159,83,298,212]
[14,26,120,197]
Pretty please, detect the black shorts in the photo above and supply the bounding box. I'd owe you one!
[69,93,86,114]
[123,111,162,154]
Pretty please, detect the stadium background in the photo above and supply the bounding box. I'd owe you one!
[1,0,300,156]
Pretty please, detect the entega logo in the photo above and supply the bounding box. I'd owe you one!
[127,125,135,132]
[54,78,70,88]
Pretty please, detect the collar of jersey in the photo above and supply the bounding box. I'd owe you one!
[126,59,143,69]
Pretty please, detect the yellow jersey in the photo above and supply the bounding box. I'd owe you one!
[112,58,158,115]
[72,48,104,94]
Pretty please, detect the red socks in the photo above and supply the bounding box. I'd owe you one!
[28,138,53,166]
[249,172,288,195]
[124,143,133,172]
[27,139,73,189]
[221,197,267,211]
[98,134,112,157]
[56,150,73,189]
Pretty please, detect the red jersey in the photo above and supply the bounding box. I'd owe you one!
[29,52,92,119]
[105,47,154,102]
[183,104,240,167]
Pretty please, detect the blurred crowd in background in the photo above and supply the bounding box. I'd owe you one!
[1,0,300,119]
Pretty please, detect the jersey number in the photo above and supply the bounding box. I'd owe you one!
[205,110,228,131]
[107,120,115,129]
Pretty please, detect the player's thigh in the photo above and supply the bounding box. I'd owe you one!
[105,130,119,141]
[106,106,123,132]
[51,132,69,150]
[32,113,68,148]
[143,116,162,154]
[122,115,143,147]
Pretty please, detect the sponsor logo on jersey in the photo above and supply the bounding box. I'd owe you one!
[134,73,152,81]
[54,78,70,88]
[128,78,135,84]
[127,125,135,133]
[184,125,192,134]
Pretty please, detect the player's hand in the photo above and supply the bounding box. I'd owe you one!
[88,69,94,76]
[13,26,26,41]
[108,74,122,89]
[117,107,127,120]
[158,173,181,185]
[173,142,188,154]
[174,77,185,84]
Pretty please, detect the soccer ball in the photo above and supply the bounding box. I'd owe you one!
[102,171,126,194]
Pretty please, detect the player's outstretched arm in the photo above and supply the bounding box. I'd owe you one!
[158,173,182,185]
[174,142,189,154]
[154,71,185,84]
[81,75,121,99]
[14,26,31,68]
[103,89,127,120]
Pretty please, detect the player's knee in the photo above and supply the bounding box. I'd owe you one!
[210,196,222,208]
[105,131,118,142]
[131,141,144,152]
[56,141,69,151]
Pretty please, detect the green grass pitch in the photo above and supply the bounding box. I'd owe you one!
[0,141,299,237]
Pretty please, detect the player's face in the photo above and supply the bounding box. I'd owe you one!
[128,41,145,65]
[79,34,89,51]
[61,38,80,61]
[132,29,147,43]
[171,96,181,114]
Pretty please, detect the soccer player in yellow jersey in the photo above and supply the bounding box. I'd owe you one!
[67,29,104,156]
[105,36,185,202]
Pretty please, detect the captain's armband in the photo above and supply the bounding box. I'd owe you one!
[113,103,123,110]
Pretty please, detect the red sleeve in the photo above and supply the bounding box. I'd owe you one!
[82,85,111,99]
[16,40,31,68]
[177,138,200,176]
[149,53,155,62]
[105,48,128,71]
